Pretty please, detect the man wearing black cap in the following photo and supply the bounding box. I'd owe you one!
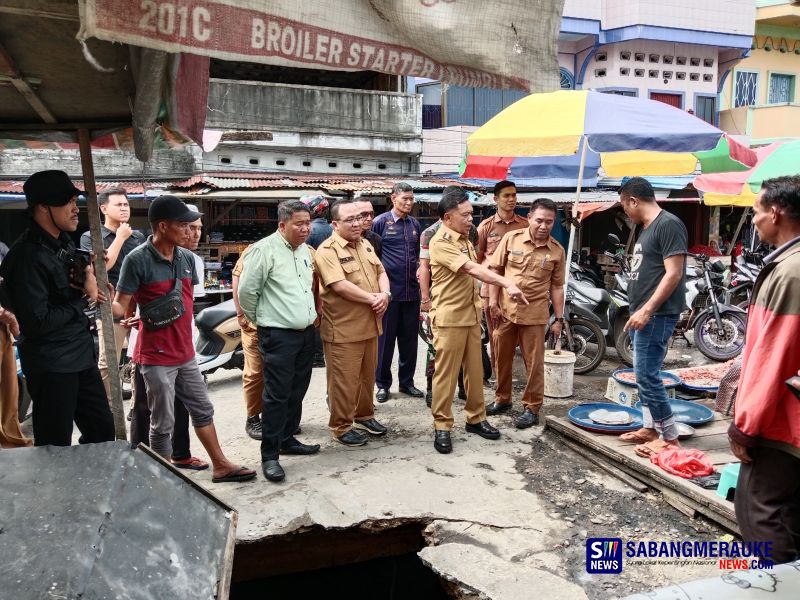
[112,195,255,483]
[0,170,115,446]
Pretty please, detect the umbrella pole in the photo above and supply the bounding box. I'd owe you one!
[727,208,751,256]
[563,137,589,293]
[78,129,127,441]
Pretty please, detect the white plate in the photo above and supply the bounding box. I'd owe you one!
[588,409,635,425]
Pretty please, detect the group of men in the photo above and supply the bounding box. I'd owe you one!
[3,167,797,565]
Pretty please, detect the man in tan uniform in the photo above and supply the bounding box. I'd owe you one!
[476,180,528,383]
[232,245,263,440]
[314,199,392,446]
[428,187,527,454]
[489,198,566,428]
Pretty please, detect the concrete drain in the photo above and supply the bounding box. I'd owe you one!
[231,519,451,599]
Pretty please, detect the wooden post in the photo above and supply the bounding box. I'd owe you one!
[78,128,127,440]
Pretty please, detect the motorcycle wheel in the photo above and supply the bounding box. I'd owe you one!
[694,310,747,362]
[559,317,607,375]
[613,322,634,367]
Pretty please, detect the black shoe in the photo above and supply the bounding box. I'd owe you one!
[127,407,133,422]
[295,426,302,435]
[376,388,389,403]
[434,430,452,454]
[465,420,501,440]
[312,358,326,368]
[399,385,425,398]
[457,387,467,400]
[123,388,132,400]
[514,409,539,429]
[425,391,432,408]
[245,415,263,440]
[354,418,388,436]
[336,429,369,446]
[262,459,285,482]
[280,436,321,455]
[485,402,512,416]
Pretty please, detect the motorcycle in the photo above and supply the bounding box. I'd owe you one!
[727,248,766,309]
[194,299,245,375]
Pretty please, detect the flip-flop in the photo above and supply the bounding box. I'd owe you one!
[619,429,658,443]
[212,466,257,483]
[171,456,209,471]
[634,439,673,458]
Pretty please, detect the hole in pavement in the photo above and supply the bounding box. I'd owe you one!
[231,520,451,599]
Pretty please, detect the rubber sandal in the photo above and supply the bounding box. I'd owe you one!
[619,429,658,443]
[212,466,257,483]
[171,456,209,471]
[634,440,672,458]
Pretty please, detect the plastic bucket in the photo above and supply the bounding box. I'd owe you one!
[544,349,576,398]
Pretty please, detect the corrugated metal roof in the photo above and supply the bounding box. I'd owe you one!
[0,180,167,195]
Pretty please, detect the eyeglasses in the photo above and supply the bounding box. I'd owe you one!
[360,211,374,218]
[339,215,365,225]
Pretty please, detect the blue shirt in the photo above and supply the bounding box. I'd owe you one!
[307,218,333,250]
[372,208,421,301]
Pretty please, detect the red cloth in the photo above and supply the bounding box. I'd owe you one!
[650,446,714,479]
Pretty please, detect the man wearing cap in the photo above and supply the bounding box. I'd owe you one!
[80,188,145,404]
[112,195,255,483]
[0,170,115,446]
[314,199,391,446]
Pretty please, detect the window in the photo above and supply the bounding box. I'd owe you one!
[602,89,637,97]
[219,156,231,164]
[302,160,312,167]
[734,71,758,107]
[353,163,362,169]
[248,158,259,165]
[275,159,286,166]
[559,67,574,89]
[378,163,387,170]
[769,73,795,104]
[328,161,338,168]
[696,96,716,125]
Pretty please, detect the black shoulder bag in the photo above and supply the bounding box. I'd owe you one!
[139,253,186,330]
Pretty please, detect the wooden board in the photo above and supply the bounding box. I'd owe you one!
[545,414,740,534]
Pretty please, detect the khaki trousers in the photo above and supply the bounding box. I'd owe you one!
[325,337,377,437]
[0,325,32,448]
[493,319,545,413]
[431,324,486,431]
[97,318,129,403]
[241,320,263,417]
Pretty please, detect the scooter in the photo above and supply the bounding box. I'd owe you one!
[194,299,244,375]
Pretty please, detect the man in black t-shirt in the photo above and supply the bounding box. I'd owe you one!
[80,188,145,402]
[616,178,687,456]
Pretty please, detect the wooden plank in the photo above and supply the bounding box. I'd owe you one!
[546,416,739,532]
[662,490,699,518]
[0,41,57,123]
[559,438,649,493]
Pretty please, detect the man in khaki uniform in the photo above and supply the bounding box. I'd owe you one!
[476,180,528,382]
[489,198,566,428]
[314,199,392,446]
[428,187,527,454]
[232,244,263,440]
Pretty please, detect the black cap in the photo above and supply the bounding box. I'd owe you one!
[148,195,203,223]
[24,170,82,207]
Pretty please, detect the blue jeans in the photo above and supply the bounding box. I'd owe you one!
[631,314,679,440]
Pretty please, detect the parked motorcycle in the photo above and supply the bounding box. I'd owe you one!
[727,248,766,309]
[194,299,245,375]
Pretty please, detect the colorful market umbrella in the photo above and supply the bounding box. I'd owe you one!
[695,141,800,206]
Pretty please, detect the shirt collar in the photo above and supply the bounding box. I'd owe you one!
[493,212,522,225]
[28,219,71,252]
[390,208,408,222]
[519,228,556,249]
[145,236,175,264]
[764,234,800,264]
[331,231,355,248]
[440,223,466,241]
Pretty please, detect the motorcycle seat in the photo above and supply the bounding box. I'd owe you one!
[195,298,237,330]
[575,284,610,305]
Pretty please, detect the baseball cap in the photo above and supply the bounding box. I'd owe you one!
[24,170,82,207]
[148,195,203,223]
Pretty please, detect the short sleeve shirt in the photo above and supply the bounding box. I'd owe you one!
[80,226,145,287]
[476,214,529,298]
[116,238,199,366]
[490,230,566,325]
[429,224,482,327]
[314,232,385,343]
[628,210,688,315]
[420,220,478,260]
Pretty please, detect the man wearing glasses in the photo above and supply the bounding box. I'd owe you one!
[314,199,391,446]
[371,183,424,403]
[356,199,382,259]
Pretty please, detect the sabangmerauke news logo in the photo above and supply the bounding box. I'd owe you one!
[586,537,623,574]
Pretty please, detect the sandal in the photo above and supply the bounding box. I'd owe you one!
[634,439,673,458]
[212,466,257,483]
[619,429,658,443]
[171,456,209,471]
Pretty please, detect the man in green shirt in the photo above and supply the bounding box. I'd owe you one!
[238,200,322,483]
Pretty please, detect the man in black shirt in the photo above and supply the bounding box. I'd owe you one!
[0,170,114,446]
[80,188,145,402]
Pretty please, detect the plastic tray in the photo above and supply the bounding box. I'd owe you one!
[567,403,644,434]
[634,399,714,426]
[611,368,682,388]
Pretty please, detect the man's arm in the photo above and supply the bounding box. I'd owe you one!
[237,248,266,324]
[461,261,527,304]
[112,292,133,320]
[104,224,133,272]
[418,258,431,307]
[625,254,684,331]
[475,222,488,264]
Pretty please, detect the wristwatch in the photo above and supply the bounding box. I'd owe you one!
[383,290,392,299]
[555,317,564,322]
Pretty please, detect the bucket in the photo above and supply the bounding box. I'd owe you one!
[544,349,576,398]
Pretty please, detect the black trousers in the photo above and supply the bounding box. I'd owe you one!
[130,364,191,461]
[258,325,315,462]
[735,445,800,564]
[26,367,115,446]
[376,300,420,390]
